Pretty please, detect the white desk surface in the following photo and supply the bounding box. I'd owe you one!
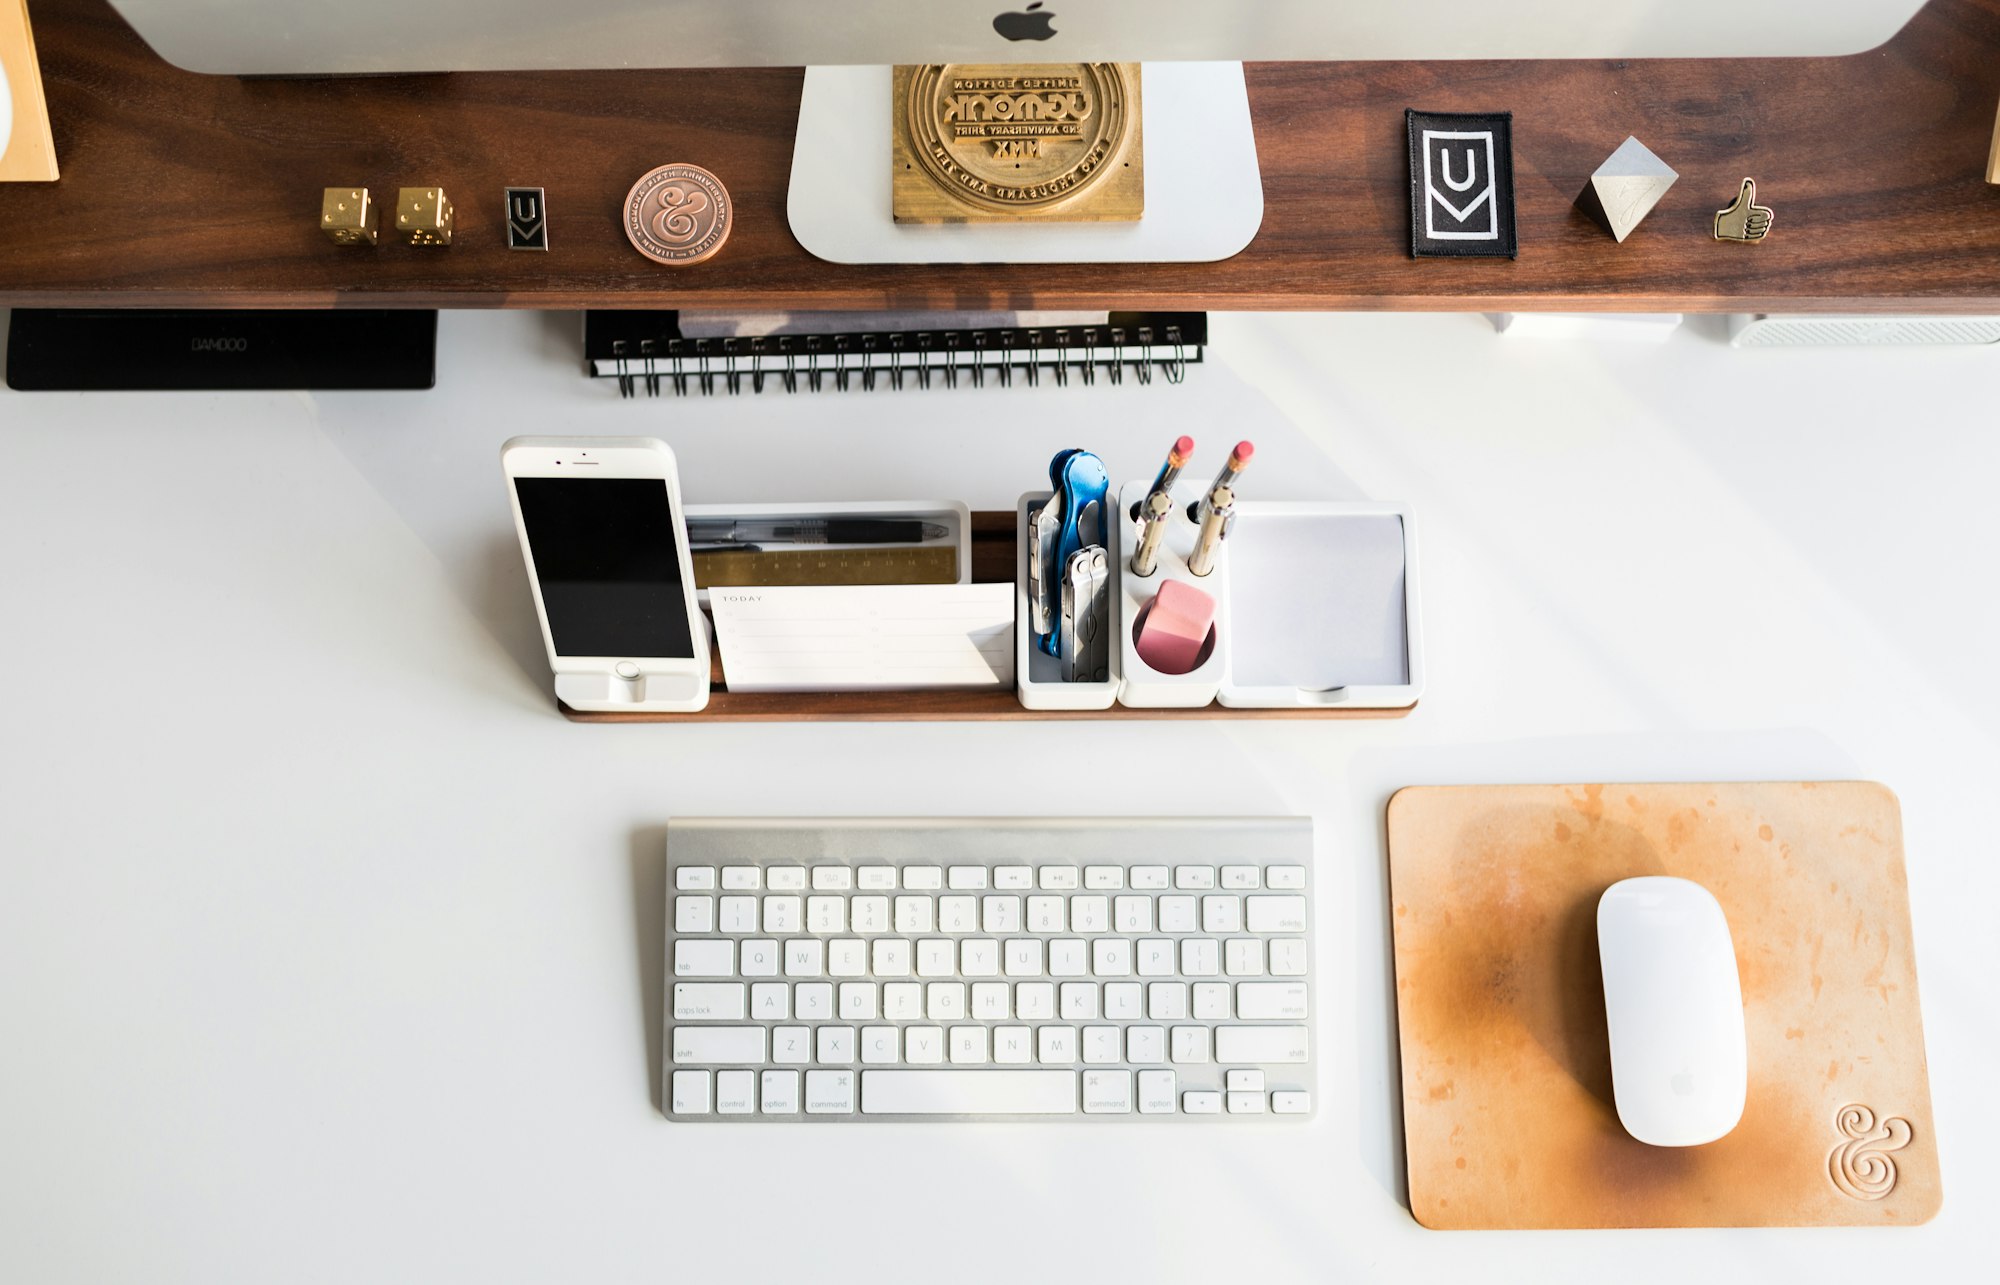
[1,310,1995,1283]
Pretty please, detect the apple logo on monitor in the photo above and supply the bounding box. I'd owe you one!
[993,3,1058,42]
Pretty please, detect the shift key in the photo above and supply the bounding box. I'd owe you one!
[672,1026,767,1064]
[1215,1026,1309,1064]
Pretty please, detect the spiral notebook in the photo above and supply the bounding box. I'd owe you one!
[584,310,1205,397]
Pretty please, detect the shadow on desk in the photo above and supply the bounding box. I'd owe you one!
[630,824,671,1113]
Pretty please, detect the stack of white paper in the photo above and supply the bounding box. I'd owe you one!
[708,584,1014,693]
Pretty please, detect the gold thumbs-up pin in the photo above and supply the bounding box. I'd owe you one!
[1713,177,1774,243]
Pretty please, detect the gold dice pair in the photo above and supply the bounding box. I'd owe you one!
[320,187,453,246]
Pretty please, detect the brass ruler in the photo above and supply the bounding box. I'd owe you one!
[692,546,959,588]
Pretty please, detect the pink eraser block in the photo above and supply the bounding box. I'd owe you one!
[1136,579,1217,675]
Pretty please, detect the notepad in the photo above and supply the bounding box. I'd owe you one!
[708,584,1015,693]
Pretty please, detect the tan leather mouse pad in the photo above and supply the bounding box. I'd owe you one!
[1387,782,1940,1229]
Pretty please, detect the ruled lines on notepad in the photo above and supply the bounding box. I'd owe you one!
[708,585,1014,692]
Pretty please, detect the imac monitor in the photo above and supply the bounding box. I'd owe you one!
[108,1,1929,76]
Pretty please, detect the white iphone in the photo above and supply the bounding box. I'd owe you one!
[501,436,710,713]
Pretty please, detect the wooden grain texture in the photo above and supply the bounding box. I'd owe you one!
[1386,782,1940,1230]
[3,0,1999,311]
[563,510,1416,723]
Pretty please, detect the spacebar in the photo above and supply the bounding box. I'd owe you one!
[861,1070,1078,1115]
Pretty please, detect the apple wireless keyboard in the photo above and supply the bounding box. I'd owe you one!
[664,817,1314,1121]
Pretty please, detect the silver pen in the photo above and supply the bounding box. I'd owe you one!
[1188,441,1252,576]
[1130,434,1194,577]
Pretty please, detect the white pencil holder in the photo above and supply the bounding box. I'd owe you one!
[1015,491,1122,710]
[1114,478,1229,708]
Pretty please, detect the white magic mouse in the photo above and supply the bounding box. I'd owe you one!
[1597,876,1748,1147]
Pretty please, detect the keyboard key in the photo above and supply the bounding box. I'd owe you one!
[905,1026,945,1064]
[1183,1090,1222,1114]
[894,896,935,934]
[1266,865,1306,889]
[1103,981,1143,1019]
[816,1027,855,1063]
[767,868,807,891]
[1049,940,1087,976]
[993,1025,1034,1063]
[838,981,878,1020]
[1158,896,1197,932]
[1171,1026,1211,1064]
[1138,1069,1177,1113]
[1146,981,1189,1020]
[1037,1025,1077,1063]
[971,981,1010,1019]
[916,939,955,977]
[716,1069,756,1114]
[1192,982,1232,1019]
[1060,981,1100,1020]
[795,984,832,1021]
[1221,865,1260,890]
[939,896,979,933]
[1228,1091,1267,1114]
[671,1070,711,1114]
[740,940,779,976]
[805,1069,855,1114]
[806,896,845,933]
[1268,939,1308,976]
[994,866,1034,889]
[1135,939,1176,976]
[675,896,714,933]
[1272,1091,1312,1115]
[1084,865,1124,889]
[750,982,788,1020]
[981,895,1022,934]
[1027,896,1067,933]
[861,1070,1077,1115]
[1236,981,1309,1019]
[785,940,824,976]
[811,866,853,891]
[861,1026,899,1064]
[762,895,802,933]
[1180,939,1219,976]
[677,867,716,890]
[672,1027,766,1064]
[1082,1069,1133,1113]
[1114,896,1153,933]
[851,896,889,934]
[883,982,923,1020]
[904,866,943,890]
[1070,895,1109,933]
[872,939,912,977]
[1016,981,1055,1020]
[1215,1026,1310,1064]
[1083,1026,1122,1064]
[1225,939,1265,976]
[1201,895,1243,934]
[1227,1069,1265,1092]
[721,866,761,890]
[1131,866,1170,890]
[1127,1026,1166,1064]
[772,1026,811,1064]
[1091,938,1131,977]
[961,940,1000,976]
[948,866,988,890]
[949,1026,989,1063]
[927,982,967,1021]
[827,939,866,977]
[857,865,897,890]
[719,896,758,934]
[1175,866,1216,890]
[1038,866,1080,890]
[673,940,733,977]
[1246,896,1307,933]
[761,1069,800,1113]
[673,982,746,1021]
[1004,939,1044,976]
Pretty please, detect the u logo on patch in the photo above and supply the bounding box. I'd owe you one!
[1422,130,1499,240]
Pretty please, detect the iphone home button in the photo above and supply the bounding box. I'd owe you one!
[614,661,641,680]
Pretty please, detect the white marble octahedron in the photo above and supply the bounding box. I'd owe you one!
[1577,136,1679,243]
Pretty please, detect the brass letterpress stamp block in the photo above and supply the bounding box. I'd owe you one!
[320,187,378,245]
[892,63,1143,223]
[395,187,454,246]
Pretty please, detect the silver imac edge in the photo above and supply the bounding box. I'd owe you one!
[108,0,1928,77]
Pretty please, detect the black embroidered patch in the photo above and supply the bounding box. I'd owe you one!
[1406,110,1517,259]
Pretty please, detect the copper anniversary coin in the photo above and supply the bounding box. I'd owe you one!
[623,163,732,265]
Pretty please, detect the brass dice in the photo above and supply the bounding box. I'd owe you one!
[395,187,454,246]
[320,187,379,245]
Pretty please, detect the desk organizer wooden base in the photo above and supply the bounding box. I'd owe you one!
[560,512,1415,723]
[1386,782,1940,1229]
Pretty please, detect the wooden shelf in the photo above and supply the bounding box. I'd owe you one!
[4,0,2000,313]
[560,512,1415,723]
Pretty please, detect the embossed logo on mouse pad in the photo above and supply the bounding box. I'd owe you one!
[1828,1104,1914,1201]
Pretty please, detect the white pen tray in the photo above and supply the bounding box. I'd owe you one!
[684,499,969,606]
[1218,501,1424,709]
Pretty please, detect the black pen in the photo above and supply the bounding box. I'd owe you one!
[685,519,949,546]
